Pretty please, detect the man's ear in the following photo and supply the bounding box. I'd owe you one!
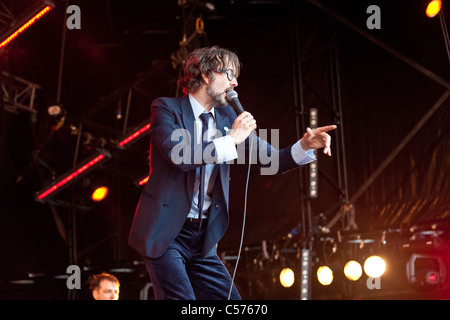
[92,290,99,300]
[201,72,210,85]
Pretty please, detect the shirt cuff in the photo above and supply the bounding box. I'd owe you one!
[213,135,238,163]
[291,139,316,166]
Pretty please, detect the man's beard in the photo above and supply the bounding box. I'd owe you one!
[206,84,229,107]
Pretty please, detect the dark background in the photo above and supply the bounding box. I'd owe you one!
[0,0,449,299]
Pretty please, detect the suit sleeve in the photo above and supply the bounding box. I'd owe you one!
[150,98,217,172]
[243,132,314,175]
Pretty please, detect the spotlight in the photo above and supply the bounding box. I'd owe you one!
[406,254,446,291]
[47,103,66,131]
[317,266,333,286]
[426,0,442,18]
[83,172,110,202]
[91,186,109,202]
[363,256,386,278]
[279,268,295,288]
[344,260,363,281]
[47,104,64,116]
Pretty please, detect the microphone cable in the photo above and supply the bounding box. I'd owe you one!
[227,131,255,300]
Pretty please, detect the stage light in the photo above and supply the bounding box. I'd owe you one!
[309,108,318,198]
[317,266,333,286]
[118,122,151,148]
[363,256,386,278]
[0,1,55,50]
[36,151,111,202]
[426,0,442,18]
[406,254,446,291]
[279,268,295,288]
[91,186,109,202]
[137,175,149,186]
[344,260,363,281]
[48,104,64,116]
[427,272,439,283]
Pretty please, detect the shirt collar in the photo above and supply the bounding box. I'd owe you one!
[189,94,215,120]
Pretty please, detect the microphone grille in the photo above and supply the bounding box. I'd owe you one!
[226,89,238,102]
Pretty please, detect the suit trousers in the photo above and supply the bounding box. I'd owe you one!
[142,219,241,300]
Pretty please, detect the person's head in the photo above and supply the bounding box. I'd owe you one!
[178,46,240,106]
[89,273,120,300]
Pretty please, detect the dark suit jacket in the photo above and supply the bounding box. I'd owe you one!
[128,96,301,259]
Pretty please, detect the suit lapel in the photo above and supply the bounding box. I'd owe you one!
[180,96,196,203]
[214,107,231,138]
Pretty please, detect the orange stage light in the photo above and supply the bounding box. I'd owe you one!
[91,186,109,202]
[426,0,442,18]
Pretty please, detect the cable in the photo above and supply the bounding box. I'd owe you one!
[227,132,255,300]
[439,10,450,66]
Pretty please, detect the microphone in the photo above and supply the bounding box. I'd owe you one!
[226,90,245,115]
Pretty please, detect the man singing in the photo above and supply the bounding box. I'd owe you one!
[128,46,336,300]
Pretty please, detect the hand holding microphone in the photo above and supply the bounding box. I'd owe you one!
[226,90,257,145]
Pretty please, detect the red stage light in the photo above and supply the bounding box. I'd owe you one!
[118,123,151,148]
[138,176,149,186]
[36,152,110,202]
[427,272,439,283]
[0,5,53,50]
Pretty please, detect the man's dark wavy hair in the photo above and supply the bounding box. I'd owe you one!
[177,46,241,95]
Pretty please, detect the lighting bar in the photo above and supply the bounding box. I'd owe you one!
[118,122,151,148]
[300,248,312,300]
[36,151,111,202]
[0,1,55,50]
[309,108,318,198]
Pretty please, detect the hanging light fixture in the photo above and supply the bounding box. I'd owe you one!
[0,0,55,50]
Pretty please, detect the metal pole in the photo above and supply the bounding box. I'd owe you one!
[290,0,313,300]
[326,90,449,230]
[56,0,69,104]
[306,0,450,90]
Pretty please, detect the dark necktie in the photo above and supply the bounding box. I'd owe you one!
[197,112,212,226]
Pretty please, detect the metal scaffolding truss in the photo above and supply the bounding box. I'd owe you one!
[305,0,450,231]
[1,71,41,114]
[0,1,14,32]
